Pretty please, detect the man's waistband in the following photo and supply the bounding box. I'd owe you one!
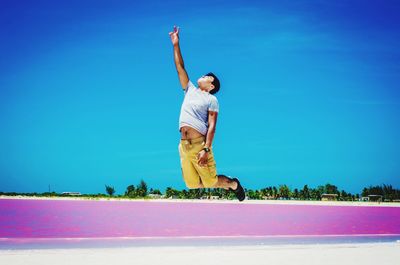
[180,136,205,145]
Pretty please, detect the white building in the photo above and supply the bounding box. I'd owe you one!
[62,192,81,196]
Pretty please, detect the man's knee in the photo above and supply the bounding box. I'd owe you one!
[211,175,233,189]
[202,178,219,188]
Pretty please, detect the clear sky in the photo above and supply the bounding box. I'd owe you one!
[1,0,399,195]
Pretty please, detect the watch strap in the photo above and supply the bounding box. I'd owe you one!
[202,147,210,152]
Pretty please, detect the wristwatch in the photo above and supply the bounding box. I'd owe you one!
[202,147,210,153]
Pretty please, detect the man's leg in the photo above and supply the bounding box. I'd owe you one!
[213,174,238,190]
[179,142,202,189]
[213,174,246,201]
[187,139,245,200]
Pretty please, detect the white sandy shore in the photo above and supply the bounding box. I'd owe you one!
[1,242,399,265]
[1,195,400,207]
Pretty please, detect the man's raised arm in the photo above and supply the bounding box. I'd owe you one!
[169,26,189,90]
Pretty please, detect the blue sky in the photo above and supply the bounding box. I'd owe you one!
[1,0,399,194]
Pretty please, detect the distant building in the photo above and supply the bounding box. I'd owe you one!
[321,194,338,201]
[200,195,220,200]
[62,192,81,196]
[368,195,383,202]
[262,196,275,200]
[360,195,383,202]
[361,197,369,201]
[148,194,162,199]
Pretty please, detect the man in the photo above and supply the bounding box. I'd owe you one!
[169,25,245,201]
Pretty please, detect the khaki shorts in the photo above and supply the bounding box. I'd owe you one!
[178,136,218,188]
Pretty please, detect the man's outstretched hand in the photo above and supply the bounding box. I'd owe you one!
[169,25,180,46]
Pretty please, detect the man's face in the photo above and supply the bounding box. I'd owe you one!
[197,75,215,92]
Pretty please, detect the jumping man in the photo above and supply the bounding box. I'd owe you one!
[169,25,246,201]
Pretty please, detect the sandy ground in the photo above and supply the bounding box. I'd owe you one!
[0,242,399,265]
[1,195,400,207]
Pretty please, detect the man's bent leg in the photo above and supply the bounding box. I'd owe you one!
[213,174,238,190]
[214,174,246,201]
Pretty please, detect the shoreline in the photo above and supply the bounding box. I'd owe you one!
[1,195,400,207]
[1,242,399,265]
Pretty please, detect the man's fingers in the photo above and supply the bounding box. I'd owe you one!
[198,158,206,167]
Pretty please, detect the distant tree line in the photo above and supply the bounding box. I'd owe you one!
[362,184,400,201]
[124,179,161,198]
[153,183,399,201]
[1,181,399,202]
[113,181,400,201]
[161,183,361,201]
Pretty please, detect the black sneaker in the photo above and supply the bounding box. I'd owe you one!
[229,177,245,201]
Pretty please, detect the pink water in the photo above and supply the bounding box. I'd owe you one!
[1,199,399,239]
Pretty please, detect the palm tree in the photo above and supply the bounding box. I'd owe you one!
[278,185,290,199]
[301,185,310,200]
[166,187,179,198]
[272,186,278,199]
[293,188,299,199]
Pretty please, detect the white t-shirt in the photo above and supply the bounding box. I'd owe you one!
[178,80,219,135]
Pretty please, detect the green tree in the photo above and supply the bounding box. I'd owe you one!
[340,190,348,201]
[316,185,325,199]
[383,184,395,201]
[361,187,369,197]
[248,189,256,199]
[293,188,299,199]
[136,179,148,197]
[272,186,278,198]
[180,189,188,199]
[105,185,115,196]
[187,188,201,199]
[125,185,136,198]
[165,187,179,198]
[300,185,310,200]
[325,183,339,194]
[278,185,290,199]
[150,189,162,195]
